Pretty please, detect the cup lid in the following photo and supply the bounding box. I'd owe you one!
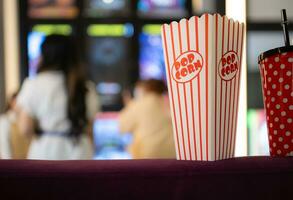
[258,45,293,63]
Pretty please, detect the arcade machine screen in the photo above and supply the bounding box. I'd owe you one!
[93,112,132,159]
[28,0,78,19]
[247,109,270,156]
[84,0,131,17]
[137,0,187,18]
[139,24,166,81]
[27,24,72,77]
[86,24,134,111]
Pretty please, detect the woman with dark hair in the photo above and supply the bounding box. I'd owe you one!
[16,34,99,159]
[119,79,176,159]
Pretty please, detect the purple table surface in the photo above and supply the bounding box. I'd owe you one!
[0,156,292,200]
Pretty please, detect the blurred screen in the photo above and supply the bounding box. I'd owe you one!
[247,109,269,156]
[139,24,166,81]
[27,24,72,77]
[137,0,187,18]
[248,0,293,22]
[28,0,78,19]
[93,112,132,159]
[247,31,293,72]
[86,24,134,110]
[84,0,130,17]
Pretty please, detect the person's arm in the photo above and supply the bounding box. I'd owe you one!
[85,81,100,142]
[16,78,36,137]
[0,116,12,159]
[17,108,35,137]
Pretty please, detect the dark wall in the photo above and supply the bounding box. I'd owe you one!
[0,0,6,113]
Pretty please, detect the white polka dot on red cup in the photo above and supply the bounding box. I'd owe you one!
[282,52,287,56]
[266,116,269,120]
[291,139,293,143]
[274,117,279,122]
[283,98,288,103]
[281,111,286,116]
[289,105,293,110]
[265,58,268,62]
[287,118,292,124]
[284,84,290,90]
[275,57,280,62]
[286,71,292,76]
[290,151,293,156]
[267,90,270,95]
[272,84,276,89]
[269,64,273,69]
[268,77,272,82]
[264,71,268,76]
[267,103,270,108]
[279,77,284,82]
[285,131,291,136]
[280,64,285,69]
[274,130,278,135]
[288,57,293,62]
[269,135,272,140]
[277,91,282,96]
[277,150,282,154]
[291,92,293,97]
[270,110,274,115]
[280,124,285,129]
[269,123,273,128]
[276,104,280,109]
[271,97,275,102]
[279,137,284,142]
[273,142,277,147]
[273,71,278,76]
[284,144,289,149]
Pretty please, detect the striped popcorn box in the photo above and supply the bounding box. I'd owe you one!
[161,14,245,161]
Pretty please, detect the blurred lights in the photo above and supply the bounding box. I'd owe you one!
[87,24,134,37]
[102,0,115,4]
[97,82,122,95]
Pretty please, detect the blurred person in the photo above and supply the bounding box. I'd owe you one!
[0,92,30,159]
[16,34,99,160]
[119,79,176,159]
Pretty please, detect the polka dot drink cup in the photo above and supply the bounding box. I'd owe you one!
[258,46,293,156]
[161,14,245,161]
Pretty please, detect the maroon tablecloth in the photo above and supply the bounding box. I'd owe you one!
[0,157,292,200]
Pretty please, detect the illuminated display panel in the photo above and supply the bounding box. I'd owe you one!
[86,24,134,110]
[84,0,131,17]
[93,112,132,159]
[247,109,269,156]
[137,0,187,18]
[28,0,78,19]
[139,24,166,81]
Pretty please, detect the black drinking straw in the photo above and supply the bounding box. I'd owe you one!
[281,9,290,46]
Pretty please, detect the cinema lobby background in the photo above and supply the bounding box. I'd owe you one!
[0,0,292,199]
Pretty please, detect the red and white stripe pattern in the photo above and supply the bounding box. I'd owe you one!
[161,14,245,161]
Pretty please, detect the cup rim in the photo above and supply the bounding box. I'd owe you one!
[258,45,293,63]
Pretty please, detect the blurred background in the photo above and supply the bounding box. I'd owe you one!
[0,0,292,159]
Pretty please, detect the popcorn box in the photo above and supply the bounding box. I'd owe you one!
[161,14,245,161]
[259,47,293,156]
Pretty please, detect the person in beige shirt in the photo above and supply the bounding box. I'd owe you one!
[119,79,176,159]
